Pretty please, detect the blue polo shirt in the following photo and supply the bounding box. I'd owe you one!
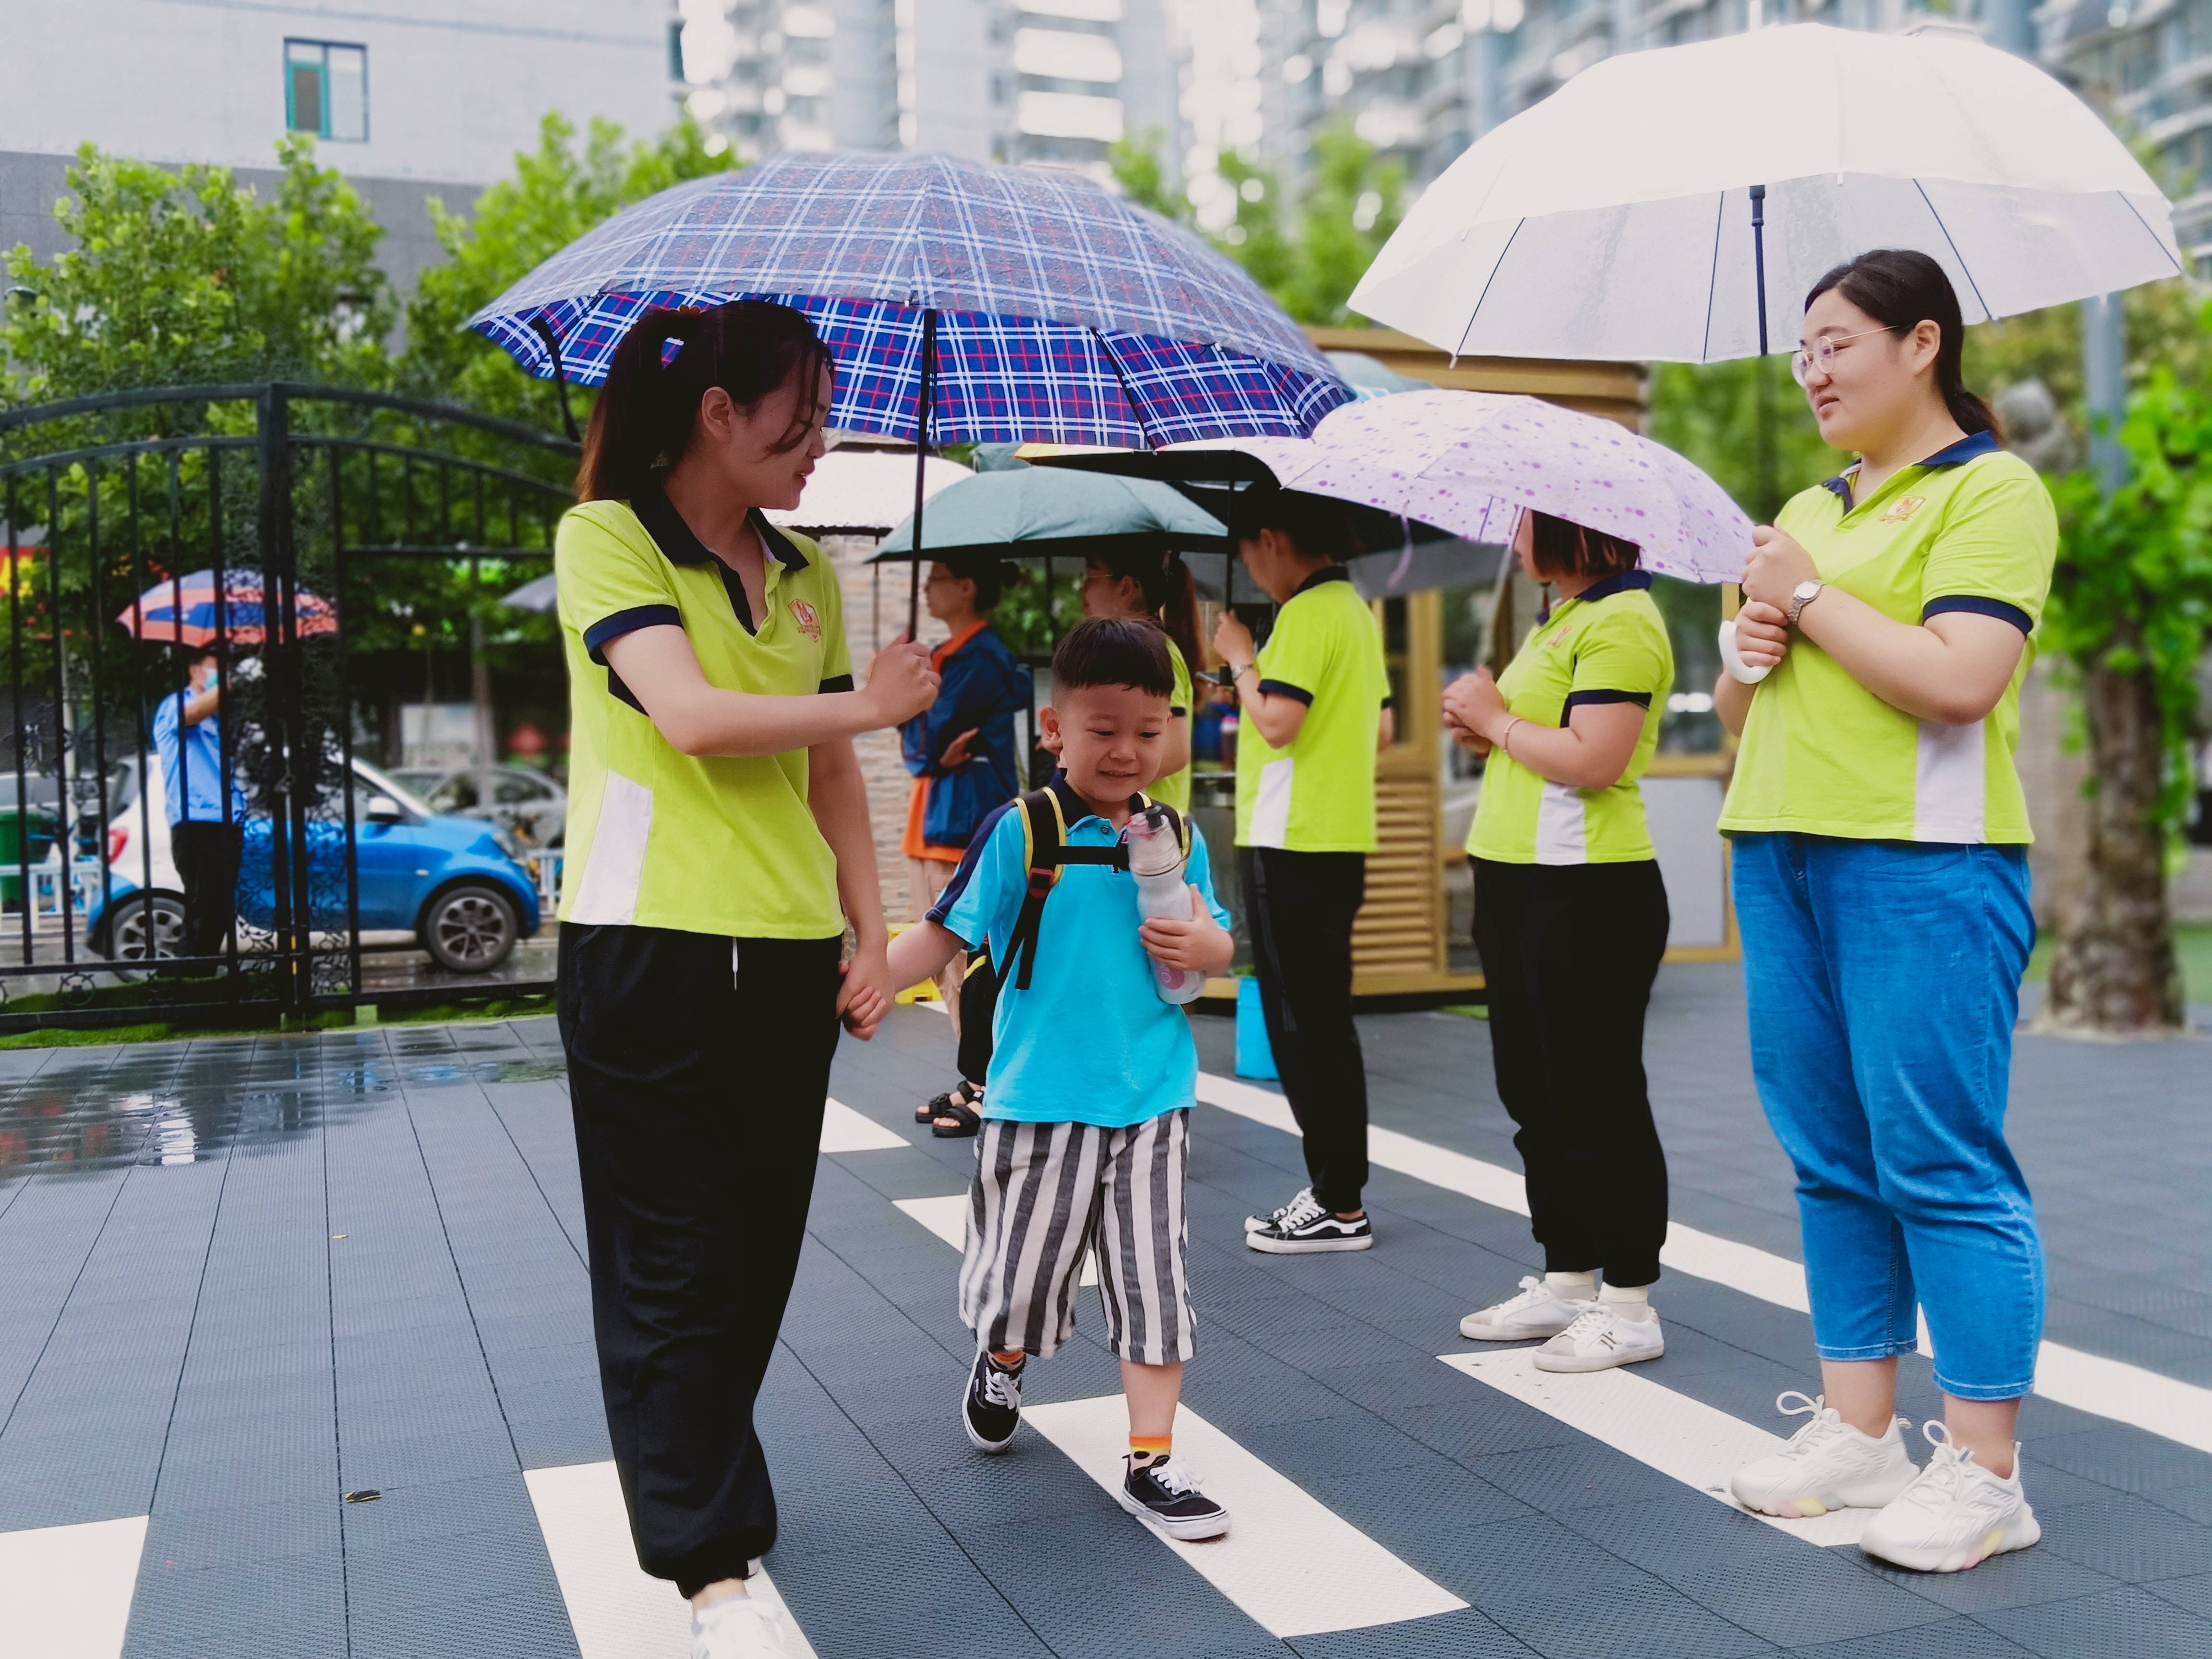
[932,776,1233,1130]
[151,691,244,825]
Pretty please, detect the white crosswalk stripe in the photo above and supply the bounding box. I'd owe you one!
[1027,1397,1466,1637]
[0,1514,147,1659]
[526,1460,818,1659]
[820,1096,906,1153]
[1440,1349,1872,1546]
[1197,1069,2212,1455]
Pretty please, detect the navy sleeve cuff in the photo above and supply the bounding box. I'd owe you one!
[1380,695,1395,710]
[1170,705,1188,719]
[1257,679,1314,706]
[584,605,683,665]
[1563,689,1653,716]
[1924,595,2033,633]
[818,673,855,693]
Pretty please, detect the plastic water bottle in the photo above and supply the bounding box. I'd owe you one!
[1122,805,1207,1005]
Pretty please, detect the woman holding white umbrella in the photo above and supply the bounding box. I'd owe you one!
[1718,251,2051,1575]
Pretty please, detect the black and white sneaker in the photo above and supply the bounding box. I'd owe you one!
[1245,1190,1373,1254]
[962,1350,1022,1454]
[1244,1186,1312,1234]
[1118,1455,1230,1540]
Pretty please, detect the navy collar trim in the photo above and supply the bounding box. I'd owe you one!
[1290,564,1351,598]
[1045,769,1146,831]
[634,484,809,572]
[1820,429,2000,506]
[1563,569,1653,606]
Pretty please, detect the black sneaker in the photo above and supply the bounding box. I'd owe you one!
[1246,1190,1373,1254]
[1244,1186,1312,1235]
[1118,1455,1230,1540]
[962,1350,1022,1454]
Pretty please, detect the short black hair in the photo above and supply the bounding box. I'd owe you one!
[1227,484,1358,565]
[1527,510,1641,581]
[1051,616,1174,698]
[945,554,1016,612]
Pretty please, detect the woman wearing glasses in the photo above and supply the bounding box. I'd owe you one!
[1716,250,2052,1576]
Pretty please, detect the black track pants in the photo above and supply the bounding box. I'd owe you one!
[1471,857,1671,1286]
[1242,847,1370,1214]
[170,820,241,963]
[557,923,843,1597]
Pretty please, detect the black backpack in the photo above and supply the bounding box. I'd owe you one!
[953,786,1190,1087]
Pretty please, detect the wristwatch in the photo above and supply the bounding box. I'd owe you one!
[1786,579,1826,626]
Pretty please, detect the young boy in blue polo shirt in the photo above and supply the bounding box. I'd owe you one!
[886,617,1238,1539]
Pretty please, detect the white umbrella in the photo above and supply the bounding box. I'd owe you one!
[766,445,973,536]
[1351,24,2184,363]
[1176,390,1752,584]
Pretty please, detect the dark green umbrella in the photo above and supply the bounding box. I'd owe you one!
[867,465,1225,565]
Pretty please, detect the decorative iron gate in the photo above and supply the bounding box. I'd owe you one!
[0,384,577,1031]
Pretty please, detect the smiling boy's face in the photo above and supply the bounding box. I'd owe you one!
[1041,682,1168,811]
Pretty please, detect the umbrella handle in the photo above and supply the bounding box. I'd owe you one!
[908,309,938,638]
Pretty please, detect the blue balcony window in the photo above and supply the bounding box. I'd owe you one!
[286,40,369,142]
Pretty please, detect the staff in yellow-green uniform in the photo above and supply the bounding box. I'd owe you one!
[1442,510,1675,1374]
[1214,488,1393,1255]
[1079,545,1206,812]
[553,300,938,1651]
[1713,252,2051,1578]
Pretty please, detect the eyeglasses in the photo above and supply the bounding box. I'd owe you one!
[1791,327,1893,386]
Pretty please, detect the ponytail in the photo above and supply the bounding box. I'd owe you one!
[1089,545,1203,673]
[576,300,835,502]
[1803,250,2000,441]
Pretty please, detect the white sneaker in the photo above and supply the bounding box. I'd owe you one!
[1730,1391,1920,1518]
[1530,1302,1664,1372]
[1860,1421,2041,1573]
[1460,1275,1582,1342]
[691,1590,800,1658]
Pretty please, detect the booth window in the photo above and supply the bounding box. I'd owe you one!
[287,41,369,142]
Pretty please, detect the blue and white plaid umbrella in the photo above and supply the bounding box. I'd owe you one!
[468,151,1349,450]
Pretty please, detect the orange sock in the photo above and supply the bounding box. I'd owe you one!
[1128,1434,1172,1464]
[989,1349,1026,1371]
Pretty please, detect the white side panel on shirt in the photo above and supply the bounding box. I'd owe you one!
[1914,717,1988,842]
[1250,757,1295,848]
[0,1514,148,1659]
[1533,778,1589,865]
[1024,1397,1467,1636]
[526,1460,818,1659]
[565,770,654,925]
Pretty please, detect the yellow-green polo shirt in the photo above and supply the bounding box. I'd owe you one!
[1719,433,2055,844]
[1468,572,1673,865]
[556,488,854,938]
[1235,566,1391,853]
[1152,637,1194,816]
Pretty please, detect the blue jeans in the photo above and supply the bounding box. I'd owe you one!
[1733,833,2044,1401]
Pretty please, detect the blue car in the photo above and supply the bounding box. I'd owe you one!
[94,756,542,973]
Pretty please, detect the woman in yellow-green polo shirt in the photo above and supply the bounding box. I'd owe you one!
[553,300,937,1642]
[1715,251,2051,1577]
[1441,509,1674,1375]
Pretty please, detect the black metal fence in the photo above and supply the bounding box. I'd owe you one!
[0,384,576,1031]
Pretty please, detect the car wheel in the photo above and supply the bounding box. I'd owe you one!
[421,883,519,973]
[103,892,188,977]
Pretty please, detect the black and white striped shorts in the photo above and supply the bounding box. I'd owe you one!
[958,1111,1195,1366]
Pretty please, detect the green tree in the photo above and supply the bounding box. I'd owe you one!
[399,113,737,427]
[2,136,393,406]
[2038,360,2212,1036]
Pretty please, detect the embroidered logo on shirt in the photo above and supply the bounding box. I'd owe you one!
[789,599,822,643]
[1881,495,1928,523]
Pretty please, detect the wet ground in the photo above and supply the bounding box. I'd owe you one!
[1,967,2208,1659]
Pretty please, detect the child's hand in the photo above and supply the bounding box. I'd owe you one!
[1140,886,1234,974]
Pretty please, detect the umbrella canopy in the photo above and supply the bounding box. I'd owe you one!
[1352,24,2184,363]
[501,573,558,614]
[470,150,1349,447]
[117,570,338,647]
[766,446,973,536]
[868,467,1225,564]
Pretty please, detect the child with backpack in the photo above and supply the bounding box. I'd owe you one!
[885,617,1238,1539]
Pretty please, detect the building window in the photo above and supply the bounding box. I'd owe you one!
[286,40,369,142]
